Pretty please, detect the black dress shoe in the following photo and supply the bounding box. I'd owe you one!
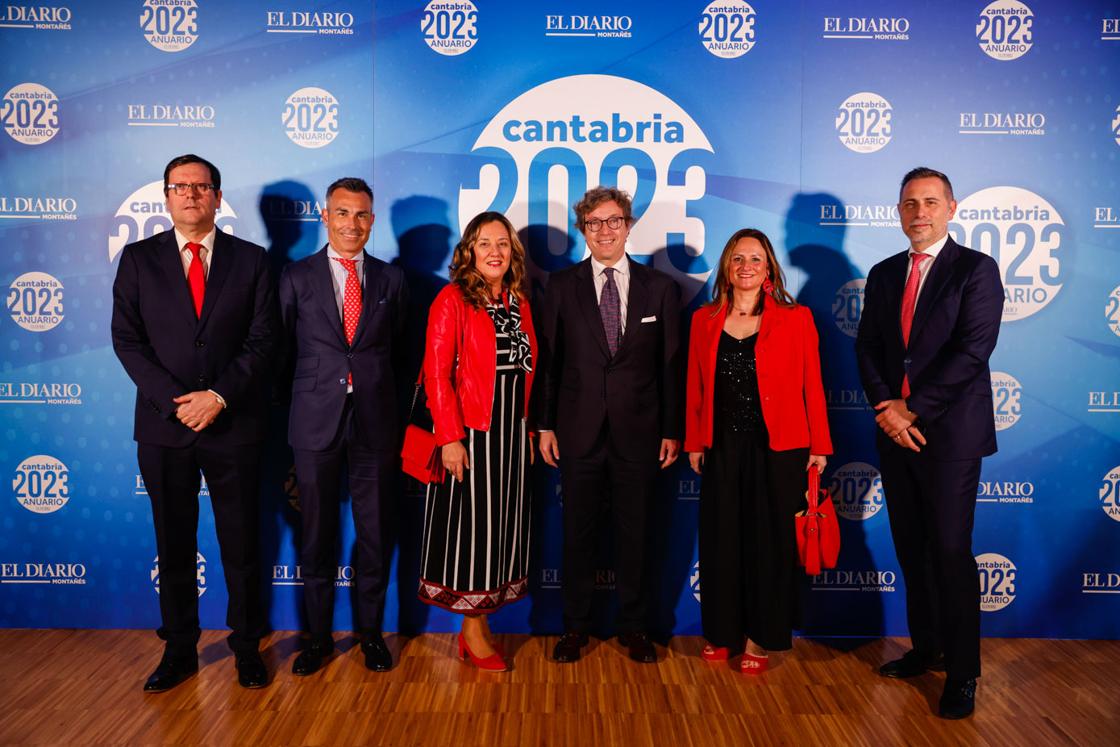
[618,632,657,664]
[361,635,393,672]
[292,643,333,677]
[939,678,976,719]
[552,633,589,663]
[143,656,198,693]
[235,651,269,689]
[878,650,943,678]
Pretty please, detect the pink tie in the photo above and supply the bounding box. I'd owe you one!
[185,242,205,318]
[334,257,361,385]
[899,252,930,398]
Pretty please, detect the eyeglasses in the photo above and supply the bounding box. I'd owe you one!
[166,183,217,195]
[583,216,627,232]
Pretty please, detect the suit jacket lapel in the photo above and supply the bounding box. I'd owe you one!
[350,252,380,346]
[882,251,908,348]
[157,231,202,326]
[311,247,348,347]
[197,230,232,329]
[575,259,611,360]
[908,238,959,347]
[616,257,647,356]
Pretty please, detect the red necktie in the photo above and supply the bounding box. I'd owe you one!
[185,242,206,318]
[334,257,362,384]
[899,252,930,398]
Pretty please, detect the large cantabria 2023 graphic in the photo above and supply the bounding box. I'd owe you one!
[458,74,714,302]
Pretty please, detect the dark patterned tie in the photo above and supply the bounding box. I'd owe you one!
[600,267,621,356]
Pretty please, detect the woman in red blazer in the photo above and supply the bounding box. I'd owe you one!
[419,211,537,672]
[685,228,832,674]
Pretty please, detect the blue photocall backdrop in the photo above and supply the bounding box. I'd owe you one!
[1,1,1117,640]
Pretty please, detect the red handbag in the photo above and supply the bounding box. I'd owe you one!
[795,465,840,576]
[400,373,445,485]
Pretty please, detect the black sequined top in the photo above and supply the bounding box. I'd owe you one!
[713,331,767,435]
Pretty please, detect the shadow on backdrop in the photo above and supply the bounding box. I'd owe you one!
[388,195,453,635]
[783,192,886,637]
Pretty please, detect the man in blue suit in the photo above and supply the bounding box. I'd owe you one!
[112,153,279,692]
[279,177,408,675]
[856,167,1004,719]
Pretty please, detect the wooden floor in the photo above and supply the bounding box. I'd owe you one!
[0,631,1117,746]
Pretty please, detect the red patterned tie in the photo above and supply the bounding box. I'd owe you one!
[899,252,930,398]
[185,242,205,318]
[334,257,362,384]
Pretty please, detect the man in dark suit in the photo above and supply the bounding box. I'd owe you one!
[112,153,279,691]
[279,178,407,675]
[537,186,683,664]
[855,167,1004,719]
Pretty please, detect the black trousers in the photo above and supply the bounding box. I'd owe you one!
[294,397,392,642]
[560,425,657,635]
[138,440,266,657]
[879,447,982,680]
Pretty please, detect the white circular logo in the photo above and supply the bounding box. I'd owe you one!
[991,371,1022,431]
[458,74,714,302]
[1108,285,1120,338]
[832,278,866,337]
[283,87,339,149]
[2,83,59,145]
[690,561,701,602]
[1100,465,1120,522]
[829,462,884,521]
[976,552,1017,611]
[950,186,1064,322]
[8,272,63,332]
[13,455,69,514]
[141,0,198,52]
[107,181,237,263]
[699,1,757,58]
[152,552,207,597]
[977,0,1034,61]
[421,0,477,56]
[836,92,892,153]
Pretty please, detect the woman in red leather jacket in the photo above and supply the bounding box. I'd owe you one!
[684,228,832,674]
[418,211,537,672]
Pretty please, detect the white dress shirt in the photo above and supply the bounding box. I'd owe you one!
[907,233,949,302]
[590,253,630,334]
[173,227,216,279]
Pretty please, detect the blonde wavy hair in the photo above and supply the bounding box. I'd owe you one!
[450,212,527,308]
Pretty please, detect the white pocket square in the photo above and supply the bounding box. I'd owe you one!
[641,315,657,323]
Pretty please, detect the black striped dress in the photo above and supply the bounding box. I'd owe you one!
[418,301,531,614]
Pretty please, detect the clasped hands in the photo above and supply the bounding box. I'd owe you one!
[874,399,926,452]
[173,390,224,432]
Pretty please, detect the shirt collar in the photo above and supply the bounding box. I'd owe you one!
[327,244,366,263]
[590,253,629,278]
[911,233,949,260]
[174,227,216,253]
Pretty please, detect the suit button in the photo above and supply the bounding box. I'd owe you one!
[195,340,205,348]
[347,353,353,359]
[197,376,207,384]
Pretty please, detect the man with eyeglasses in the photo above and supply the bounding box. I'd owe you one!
[112,153,279,692]
[536,186,683,664]
[278,177,408,675]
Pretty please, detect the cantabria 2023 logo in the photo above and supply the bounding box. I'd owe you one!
[458,74,714,301]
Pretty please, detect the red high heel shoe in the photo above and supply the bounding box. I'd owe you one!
[457,632,507,672]
[740,651,768,675]
[701,644,729,662]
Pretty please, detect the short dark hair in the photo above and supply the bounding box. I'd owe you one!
[900,167,954,201]
[574,186,633,231]
[163,154,221,192]
[326,177,373,202]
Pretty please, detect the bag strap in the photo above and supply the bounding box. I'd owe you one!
[406,368,425,423]
[807,464,820,512]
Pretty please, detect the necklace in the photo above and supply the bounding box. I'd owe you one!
[731,306,754,317]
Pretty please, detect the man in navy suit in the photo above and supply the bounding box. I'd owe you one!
[279,178,408,675]
[112,153,279,692]
[537,186,683,664]
[856,167,1004,719]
